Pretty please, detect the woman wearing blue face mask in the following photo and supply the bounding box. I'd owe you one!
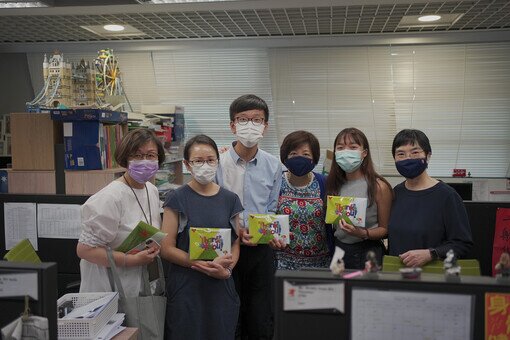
[270,130,333,270]
[326,128,393,269]
[388,129,473,267]
[77,128,165,297]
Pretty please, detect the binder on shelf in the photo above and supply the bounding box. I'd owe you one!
[64,121,124,170]
[50,108,128,123]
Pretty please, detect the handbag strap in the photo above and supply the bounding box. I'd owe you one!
[106,247,127,299]
[139,256,166,296]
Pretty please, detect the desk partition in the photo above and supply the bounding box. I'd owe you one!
[275,269,510,340]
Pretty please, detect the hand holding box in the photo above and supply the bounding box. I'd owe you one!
[325,196,367,227]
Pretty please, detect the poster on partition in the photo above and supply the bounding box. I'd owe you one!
[485,292,510,339]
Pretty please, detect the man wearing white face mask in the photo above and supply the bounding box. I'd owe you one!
[216,94,282,340]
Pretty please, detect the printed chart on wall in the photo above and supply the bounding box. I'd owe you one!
[37,204,82,239]
[351,288,474,340]
[4,202,37,250]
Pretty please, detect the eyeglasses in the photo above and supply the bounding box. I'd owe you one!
[131,152,159,161]
[394,149,425,160]
[235,117,265,126]
[188,159,218,167]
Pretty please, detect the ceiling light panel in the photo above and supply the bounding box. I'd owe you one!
[0,1,509,43]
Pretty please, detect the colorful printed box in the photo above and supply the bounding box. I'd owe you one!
[248,214,290,244]
[189,227,231,260]
[325,195,367,227]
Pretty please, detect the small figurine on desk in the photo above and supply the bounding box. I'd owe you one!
[329,246,345,276]
[444,249,461,281]
[364,250,380,276]
[495,252,510,283]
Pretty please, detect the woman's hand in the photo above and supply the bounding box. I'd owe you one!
[191,260,231,279]
[213,254,234,269]
[399,249,432,268]
[339,219,366,239]
[239,228,256,246]
[268,238,287,250]
[131,247,160,266]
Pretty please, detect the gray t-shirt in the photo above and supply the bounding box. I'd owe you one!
[334,177,378,244]
[164,184,243,252]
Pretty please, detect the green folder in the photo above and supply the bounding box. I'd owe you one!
[4,239,41,263]
[382,255,481,276]
[116,221,166,253]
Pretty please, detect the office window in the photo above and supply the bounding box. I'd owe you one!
[269,43,510,177]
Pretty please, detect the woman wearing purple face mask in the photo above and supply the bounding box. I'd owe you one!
[270,131,333,270]
[77,128,165,298]
[388,129,473,268]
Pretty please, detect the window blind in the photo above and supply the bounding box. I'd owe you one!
[268,43,510,177]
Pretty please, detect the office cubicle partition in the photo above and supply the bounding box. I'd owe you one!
[275,269,510,340]
[0,194,89,296]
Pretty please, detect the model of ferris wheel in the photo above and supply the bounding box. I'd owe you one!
[95,48,121,100]
[94,49,132,111]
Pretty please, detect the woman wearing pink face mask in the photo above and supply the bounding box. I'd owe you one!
[77,128,165,297]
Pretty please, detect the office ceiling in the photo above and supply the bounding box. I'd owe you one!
[0,0,509,44]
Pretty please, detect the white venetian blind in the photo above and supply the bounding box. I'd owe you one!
[268,43,510,177]
[150,49,278,155]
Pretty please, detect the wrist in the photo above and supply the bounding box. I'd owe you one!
[360,228,369,240]
[429,248,439,261]
[225,267,232,279]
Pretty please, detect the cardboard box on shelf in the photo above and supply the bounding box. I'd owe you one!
[11,113,62,170]
[65,168,125,195]
[8,170,56,194]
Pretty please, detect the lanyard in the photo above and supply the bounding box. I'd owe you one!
[123,174,152,225]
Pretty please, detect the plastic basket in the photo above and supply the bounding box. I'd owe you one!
[57,292,118,340]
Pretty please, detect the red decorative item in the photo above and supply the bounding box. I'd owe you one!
[452,168,467,177]
[492,208,510,276]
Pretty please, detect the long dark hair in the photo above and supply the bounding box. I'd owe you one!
[325,127,392,206]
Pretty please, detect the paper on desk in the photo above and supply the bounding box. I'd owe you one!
[283,280,344,313]
[0,273,38,300]
[4,203,37,250]
[37,204,82,239]
[96,313,125,340]
[62,293,118,320]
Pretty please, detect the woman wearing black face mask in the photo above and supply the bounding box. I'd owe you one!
[269,131,333,270]
[388,129,473,267]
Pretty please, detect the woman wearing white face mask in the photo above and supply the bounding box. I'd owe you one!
[160,134,243,340]
[326,128,393,270]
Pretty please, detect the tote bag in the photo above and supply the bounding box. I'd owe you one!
[107,248,166,340]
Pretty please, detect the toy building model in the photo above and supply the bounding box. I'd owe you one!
[72,59,96,107]
[27,49,130,112]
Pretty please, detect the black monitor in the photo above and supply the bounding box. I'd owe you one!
[0,261,58,340]
[446,182,473,201]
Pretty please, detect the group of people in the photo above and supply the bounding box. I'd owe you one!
[76,94,473,340]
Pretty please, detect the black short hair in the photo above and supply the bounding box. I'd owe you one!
[280,130,320,164]
[115,128,165,168]
[184,134,220,161]
[229,94,269,122]
[392,129,432,157]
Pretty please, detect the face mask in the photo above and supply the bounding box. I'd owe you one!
[235,122,264,148]
[284,156,315,177]
[335,150,363,173]
[395,158,428,179]
[191,163,217,185]
[128,160,159,184]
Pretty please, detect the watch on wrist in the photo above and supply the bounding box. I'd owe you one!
[429,248,439,260]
